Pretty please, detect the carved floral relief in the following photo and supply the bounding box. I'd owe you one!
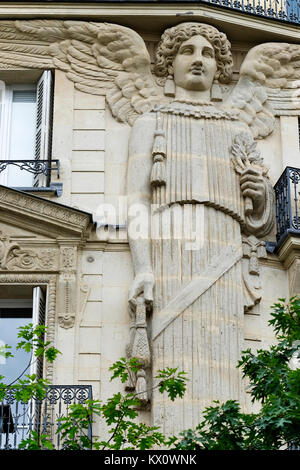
[0,230,58,271]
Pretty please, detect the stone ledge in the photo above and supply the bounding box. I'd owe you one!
[0,4,298,43]
[277,234,300,296]
[0,185,93,240]
[277,234,300,270]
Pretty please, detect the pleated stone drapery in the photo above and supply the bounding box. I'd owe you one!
[150,102,248,434]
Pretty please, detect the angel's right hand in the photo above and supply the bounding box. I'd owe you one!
[128,271,155,312]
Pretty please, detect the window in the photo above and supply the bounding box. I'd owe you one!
[0,71,54,189]
[0,286,46,384]
[0,286,46,449]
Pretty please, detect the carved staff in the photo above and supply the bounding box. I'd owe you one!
[126,296,151,405]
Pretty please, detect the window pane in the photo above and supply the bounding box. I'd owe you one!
[7,89,37,187]
[0,308,33,385]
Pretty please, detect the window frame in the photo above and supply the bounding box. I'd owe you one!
[0,83,38,188]
[0,287,46,383]
[0,71,57,192]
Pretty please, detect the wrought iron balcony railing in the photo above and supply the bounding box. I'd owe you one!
[0,159,60,181]
[274,167,300,248]
[0,385,93,450]
[0,159,62,196]
[199,0,300,24]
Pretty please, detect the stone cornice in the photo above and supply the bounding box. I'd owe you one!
[0,3,298,43]
[259,255,285,270]
[0,185,93,240]
[277,234,300,269]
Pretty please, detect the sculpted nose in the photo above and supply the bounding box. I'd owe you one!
[192,58,203,66]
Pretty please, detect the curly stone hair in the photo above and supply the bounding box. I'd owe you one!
[154,22,233,84]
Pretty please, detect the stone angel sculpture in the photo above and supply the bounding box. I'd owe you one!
[0,20,299,430]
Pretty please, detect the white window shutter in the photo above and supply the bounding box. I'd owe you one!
[0,80,5,130]
[31,286,46,380]
[0,80,6,185]
[0,81,11,186]
[35,70,52,162]
[34,71,53,187]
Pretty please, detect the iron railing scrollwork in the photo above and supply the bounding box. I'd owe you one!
[274,167,300,248]
[0,159,60,188]
[199,0,299,24]
[0,385,93,450]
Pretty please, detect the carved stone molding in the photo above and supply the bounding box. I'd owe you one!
[0,273,57,383]
[0,229,59,271]
[267,87,300,116]
[8,248,58,271]
[288,260,300,296]
[57,271,77,329]
[242,235,267,311]
[0,230,19,269]
[60,246,77,272]
[277,235,300,297]
[79,280,90,327]
[277,235,300,270]
[56,246,78,328]
[0,187,92,239]
[0,230,58,271]
[58,314,75,329]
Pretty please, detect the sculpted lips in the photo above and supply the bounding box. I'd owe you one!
[190,66,204,75]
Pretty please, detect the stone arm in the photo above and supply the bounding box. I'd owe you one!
[127,113,157,309]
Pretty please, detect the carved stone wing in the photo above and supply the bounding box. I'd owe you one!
[225,42,300,139]
[0,20,163,125]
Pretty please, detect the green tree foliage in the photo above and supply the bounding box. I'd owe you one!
[49,361,188,450]
[0,327,188,450]
[1,297,299,450]
[0,323,60,402]
[169,297,300,450]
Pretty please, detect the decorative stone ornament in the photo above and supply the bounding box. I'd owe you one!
[126,296,151,405]
[0,230,58,271]
[242,235,267,311]
[58,314,76,329]
[57,247,78,329]
[0,20,299,432]
[231,132,275,238]
[0,230,20,269]
[0,21,297,132]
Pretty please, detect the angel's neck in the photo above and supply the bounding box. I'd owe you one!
[174,86,211,103]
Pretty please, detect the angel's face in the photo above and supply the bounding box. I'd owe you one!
[172,35,217,92]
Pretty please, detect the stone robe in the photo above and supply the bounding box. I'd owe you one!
[129,100,274,435]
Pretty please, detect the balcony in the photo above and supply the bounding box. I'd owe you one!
[0,159,62,197]
[0,385,93,450]
[198,0,299,24]
[274,167,300,249]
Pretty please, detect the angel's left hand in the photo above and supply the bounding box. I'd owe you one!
[240,167,266,216]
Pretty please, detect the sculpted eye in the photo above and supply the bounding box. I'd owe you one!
[180,46,193,55]
[203,48,214,58]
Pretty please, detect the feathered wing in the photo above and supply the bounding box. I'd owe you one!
[0,20,162,125]
[225,42,300,139]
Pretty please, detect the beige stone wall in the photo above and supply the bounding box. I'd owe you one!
[0,10,298,437]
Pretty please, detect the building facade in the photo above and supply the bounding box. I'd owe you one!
[0,0,299,447]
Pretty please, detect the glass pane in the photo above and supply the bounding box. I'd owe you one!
[7,89,37,187]
[0,308,32,385]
